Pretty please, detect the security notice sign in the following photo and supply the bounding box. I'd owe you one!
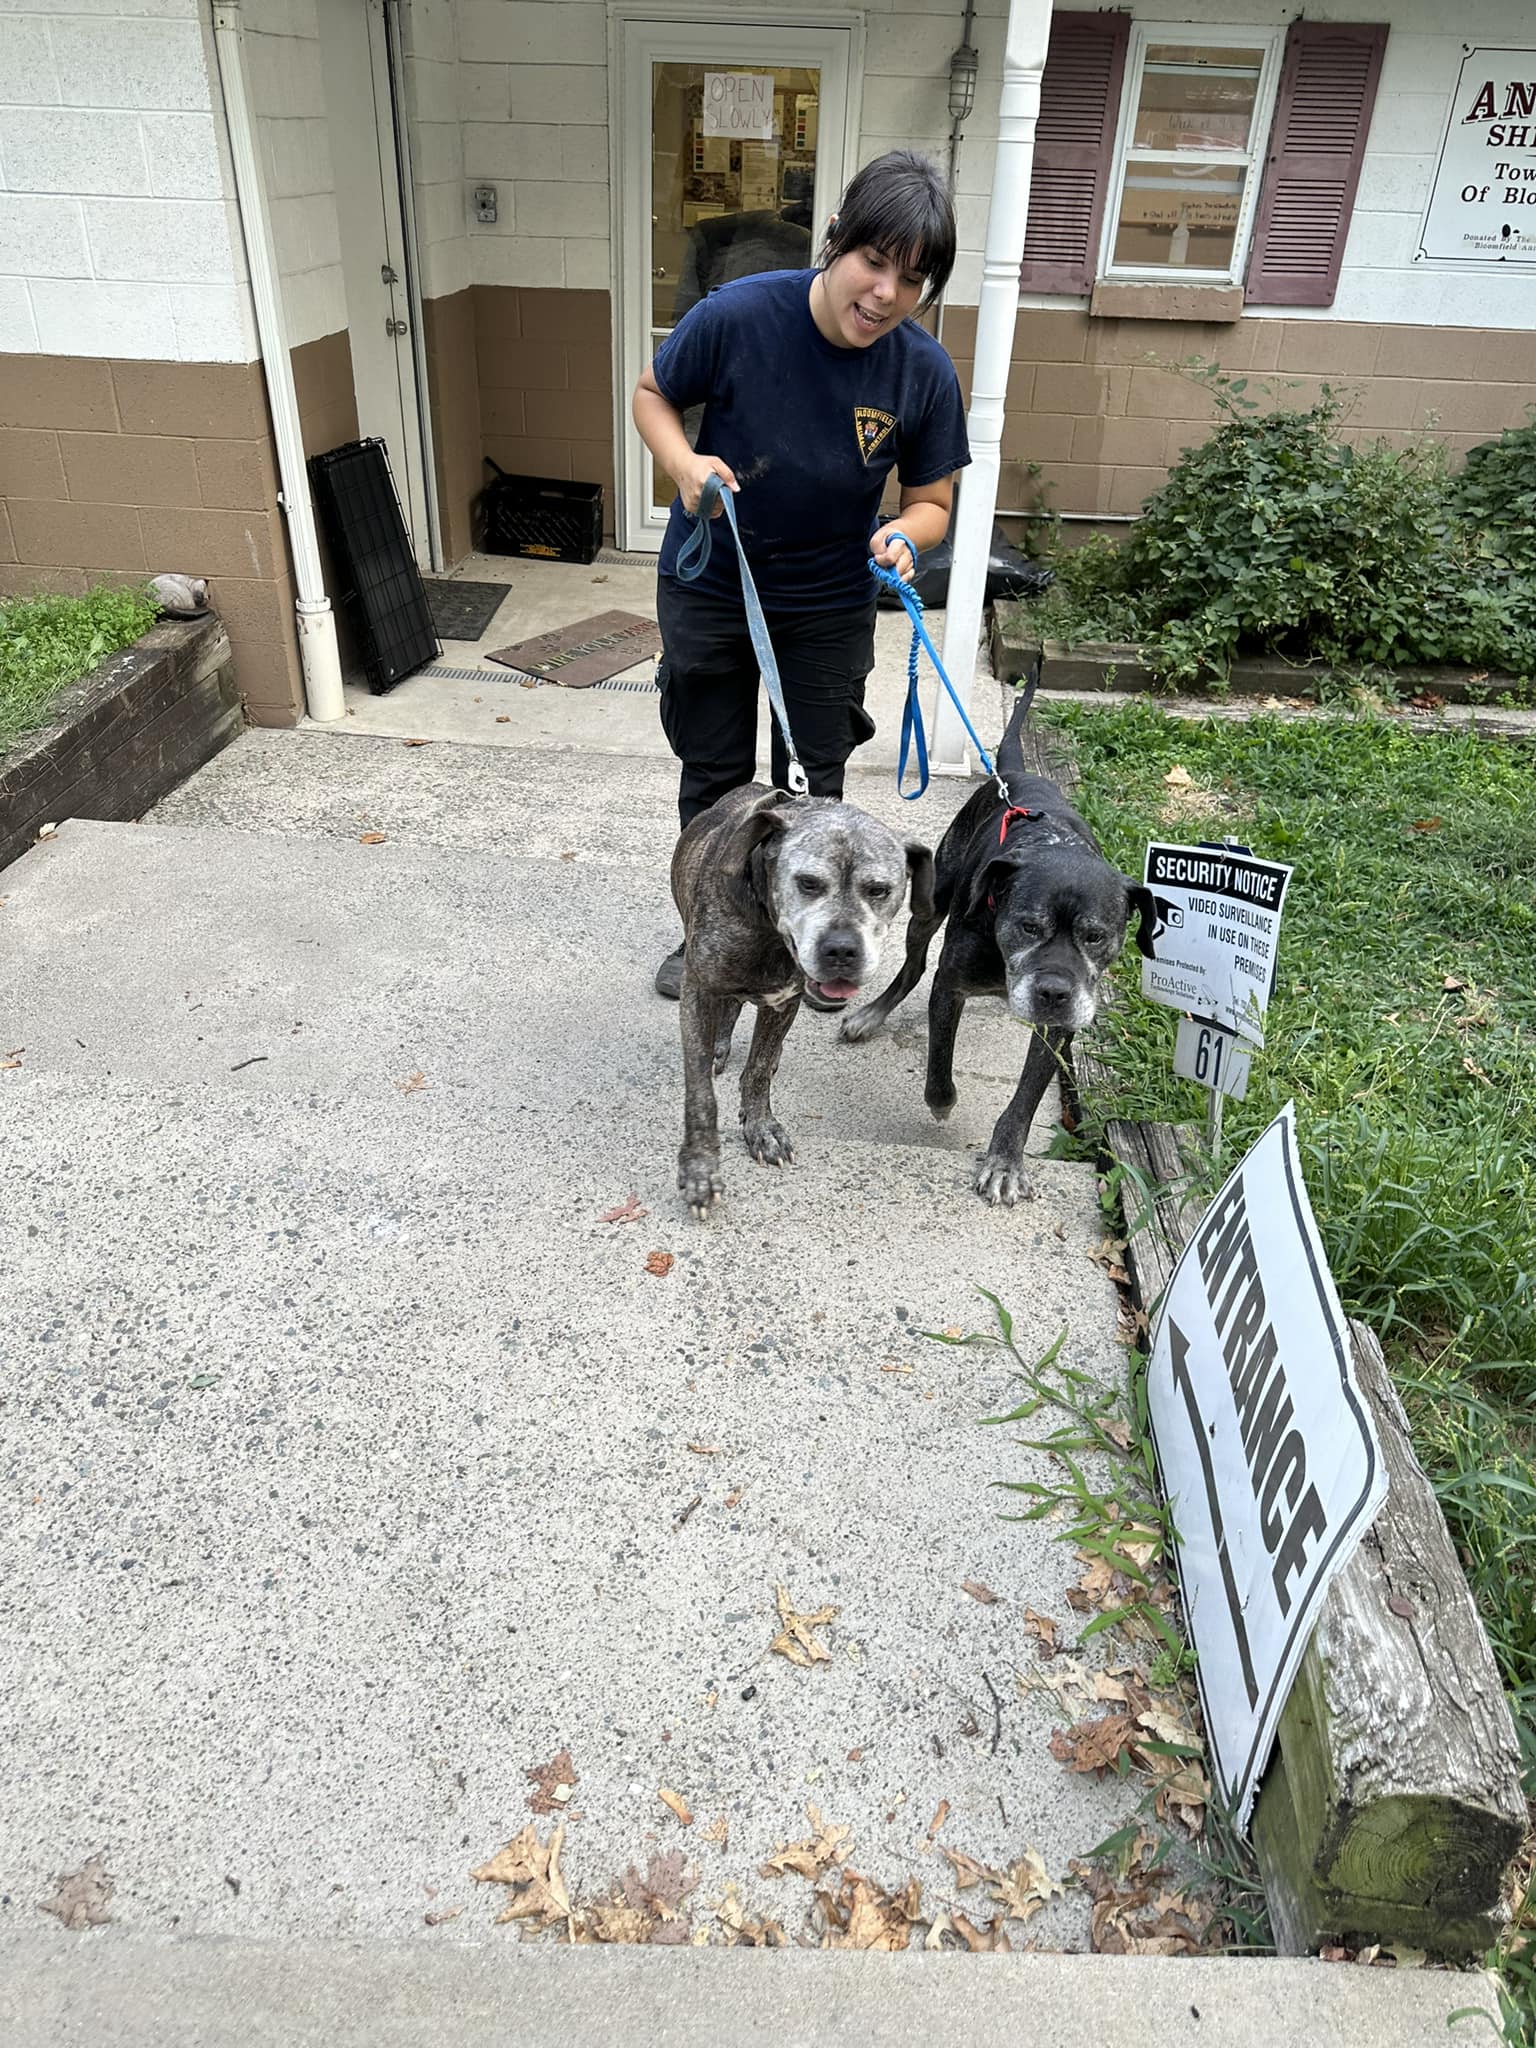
[1146,1105,1388,1832]
[1142,843,1292,1046]
[1420,48,1536,265]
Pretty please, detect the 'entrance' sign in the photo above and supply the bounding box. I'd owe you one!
[1420,47,1536,265]
[1146,1104,1388,1832]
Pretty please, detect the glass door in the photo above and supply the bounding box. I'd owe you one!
[617,19,854,550]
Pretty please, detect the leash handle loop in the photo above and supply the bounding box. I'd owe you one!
[867,550,1005,801]
[677,473,808,797]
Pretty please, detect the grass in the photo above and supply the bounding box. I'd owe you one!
[0,584,159,752]
[1040,699,1535,2033]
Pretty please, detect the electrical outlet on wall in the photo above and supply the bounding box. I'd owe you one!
[473,185,497,225]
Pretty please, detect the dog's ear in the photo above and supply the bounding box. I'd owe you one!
[1124,881,1158,958]
[903,839,936,923]
[723,789,793,911]
[965,854,1016,923]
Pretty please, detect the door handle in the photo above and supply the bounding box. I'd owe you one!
[385,317,409,336]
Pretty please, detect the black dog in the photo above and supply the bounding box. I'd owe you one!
[840,682,1156,1204]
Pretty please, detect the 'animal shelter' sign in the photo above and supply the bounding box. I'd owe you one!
[1140,842,1292,1047]
[1146,1104,1389,1833]
[1420,48,1536,265]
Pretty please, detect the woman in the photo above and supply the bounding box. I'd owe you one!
[633,148,971,997]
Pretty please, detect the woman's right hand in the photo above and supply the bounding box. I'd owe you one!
[679,455,738,518]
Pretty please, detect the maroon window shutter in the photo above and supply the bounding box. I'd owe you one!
[1245,22,1387,306]
[1019,11,1130,293]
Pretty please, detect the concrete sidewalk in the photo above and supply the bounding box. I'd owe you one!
[2,740,1135,1957]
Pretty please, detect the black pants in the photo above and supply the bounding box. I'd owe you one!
[656,577,878,826]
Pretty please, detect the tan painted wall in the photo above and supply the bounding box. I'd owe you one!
[938,308,1536,522]
[0,333,359,730]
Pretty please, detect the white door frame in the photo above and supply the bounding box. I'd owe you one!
[320,0,441,570]
[608,5,866,553]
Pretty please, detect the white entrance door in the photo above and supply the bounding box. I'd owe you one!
[614,14,861,552]
[318,0,439,567]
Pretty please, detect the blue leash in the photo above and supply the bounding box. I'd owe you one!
[674,474,809,796]
[869,529,1005,802]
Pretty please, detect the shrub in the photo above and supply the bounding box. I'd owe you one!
[0,583,159,750]
[1037,368,1536,687]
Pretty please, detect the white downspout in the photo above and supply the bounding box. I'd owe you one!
[933,0,1051,771]
[212,0,346,724]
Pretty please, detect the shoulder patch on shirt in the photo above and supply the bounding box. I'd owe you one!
[854,406,897,465]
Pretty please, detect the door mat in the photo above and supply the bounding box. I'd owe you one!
[421,578,511,643]
[485,610,658,689]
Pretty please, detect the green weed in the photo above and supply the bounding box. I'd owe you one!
[0,584,159,751]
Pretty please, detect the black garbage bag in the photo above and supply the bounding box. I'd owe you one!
[876,521,1054,610]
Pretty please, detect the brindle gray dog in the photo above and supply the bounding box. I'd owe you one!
[672,784,935,1217]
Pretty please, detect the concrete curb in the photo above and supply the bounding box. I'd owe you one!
[0,1932,1498,2047]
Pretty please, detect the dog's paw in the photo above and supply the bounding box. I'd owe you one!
[973,1153,1036,1206]
[678,1147,724,1219]
[742,1116,794,1169]
[925,1080,958,1122]
[838,1003,886,1045]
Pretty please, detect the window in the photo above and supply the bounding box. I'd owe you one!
[1101,29,1282,282]
[1019,16,1389,309]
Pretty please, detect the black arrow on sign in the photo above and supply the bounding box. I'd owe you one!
[1168,1314,1259,1710]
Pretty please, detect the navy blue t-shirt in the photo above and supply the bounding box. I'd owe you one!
[652,269,970,612]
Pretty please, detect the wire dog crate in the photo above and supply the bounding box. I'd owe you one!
[307,439,440,693]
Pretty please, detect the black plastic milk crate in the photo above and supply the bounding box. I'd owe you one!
[307,438,439,693]
[480,461,603,565]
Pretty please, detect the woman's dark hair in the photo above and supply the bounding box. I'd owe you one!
[819,150,956,309]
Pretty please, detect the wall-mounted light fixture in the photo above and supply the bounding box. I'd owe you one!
[947,42,978,122]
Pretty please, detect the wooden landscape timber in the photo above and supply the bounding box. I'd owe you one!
[1106,1114,1526,1959]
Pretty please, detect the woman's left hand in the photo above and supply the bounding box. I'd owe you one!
[870,527,917,582]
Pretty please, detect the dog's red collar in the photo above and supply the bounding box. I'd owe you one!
[997,805,1039,847]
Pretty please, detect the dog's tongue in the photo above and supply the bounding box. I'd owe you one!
[811,979,860,1002]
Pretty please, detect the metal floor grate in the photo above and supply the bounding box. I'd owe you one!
[419,663,658,693]
[594,548,660,569]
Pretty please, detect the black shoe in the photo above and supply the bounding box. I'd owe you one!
[654,943,686,999]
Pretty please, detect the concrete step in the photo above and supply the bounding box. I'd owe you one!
[0,816,1057,1166]
[0,1934,1492,2047]
[146,725,988,863]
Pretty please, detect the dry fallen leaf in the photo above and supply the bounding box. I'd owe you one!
[359,831,387,845]
[622,1849,698,1921]
[990,1848,1062,1922]
[768,1583,839,1666]
[36,822,59,840]
[715,1881,786,1946]
[700,1815,729,1846]
[644,1251,675,1277]
[424,1905,462,1926]
[495,714,511,723]
[961,1578,1000,1605]
[760,1804,852,1880]
[657,1787,693,1827]
[1049,1711,1139,1775]
[471,1821,572,1930]
[37,1856,113,1931]
[723,1487,745,1508]
[1021,1607,1059,1651]
[686,1442,721,1456]
[926,1799,950,1839]
[392,1071,429,1095]
[1442,975,1467,992]
[1163,765,1193,788]
[1410,817,1442,833]
[525,1748,578,1815]
[600,1194,647,1224]
[816,1868,921,1951]
[403,737,431,747]
[940,1846,997,1891]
